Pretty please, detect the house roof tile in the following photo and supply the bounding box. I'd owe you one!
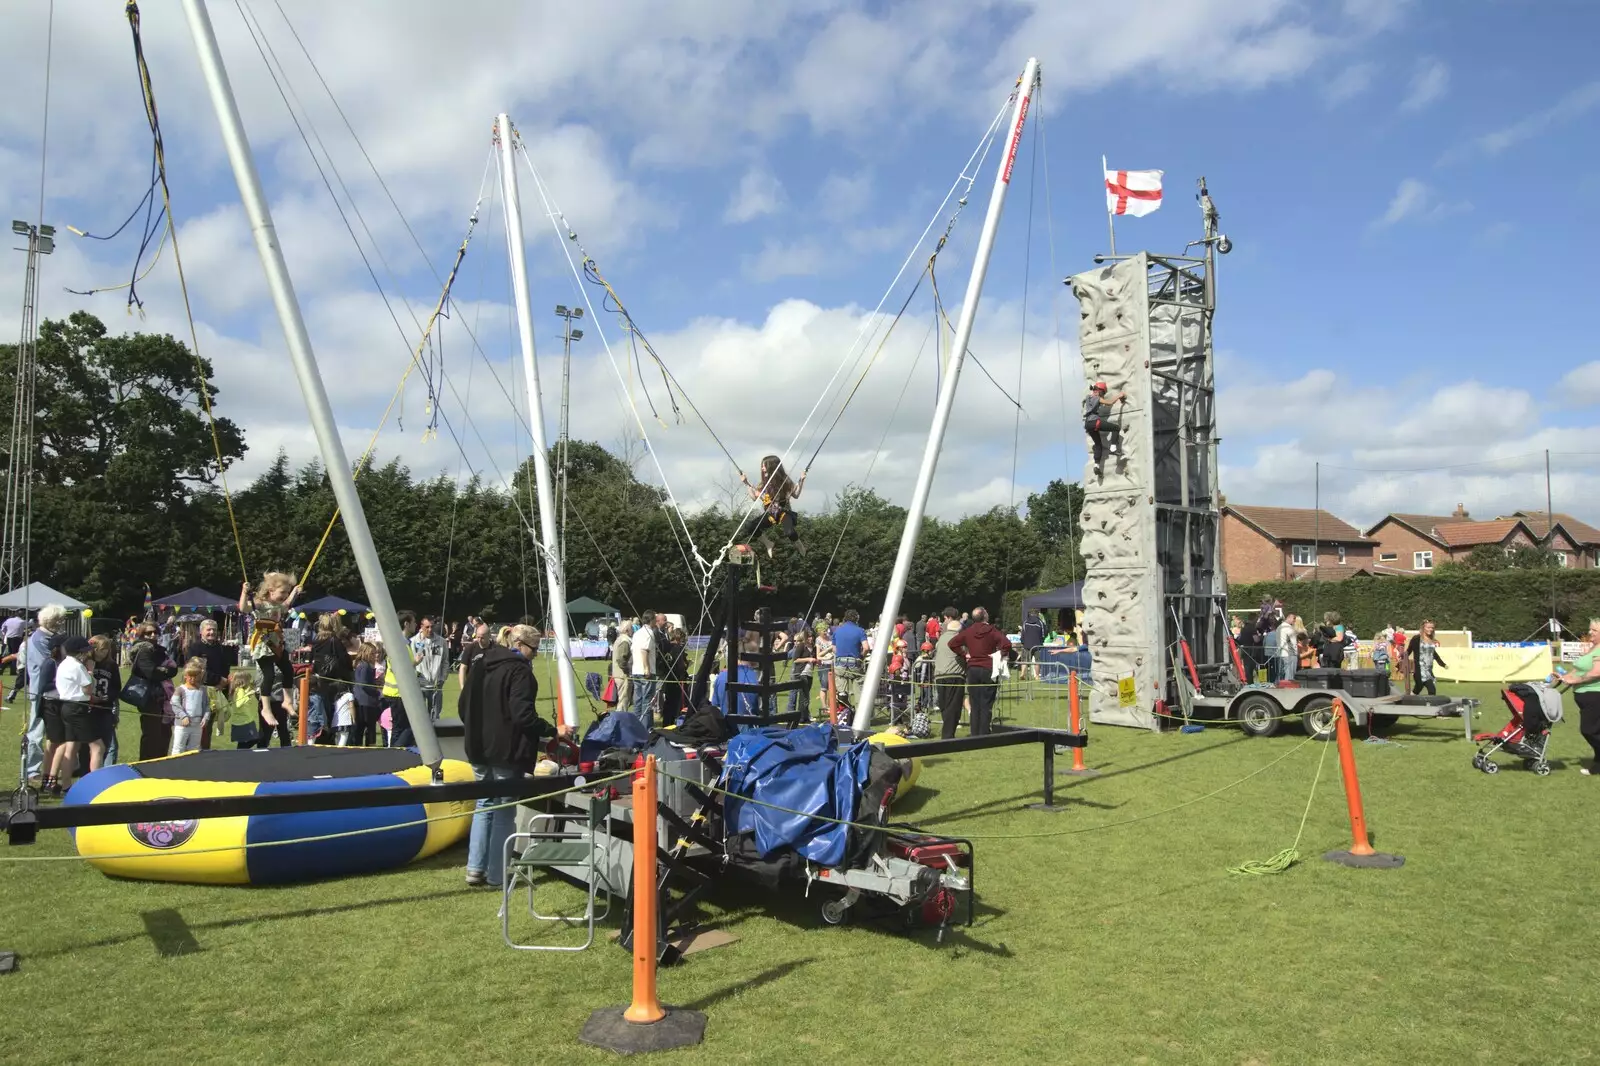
[1226,505,1368,544]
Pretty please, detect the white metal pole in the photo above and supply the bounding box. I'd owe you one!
[182,0,442,767]
[852,58,1039,732]
[1103,155,1116,256]
[496,114,580,733]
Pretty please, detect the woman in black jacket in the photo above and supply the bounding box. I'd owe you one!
[130,622,179,760]
[460,624,555,888]
[311,614,354,743]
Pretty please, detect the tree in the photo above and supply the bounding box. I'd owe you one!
[1,312,246,608]
[1442,543,1560,573]
[1024,479,1086,588]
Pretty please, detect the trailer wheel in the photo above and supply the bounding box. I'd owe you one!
[1301,697,1336,741]
[1235,694,1282,738]
[820,895,851,926]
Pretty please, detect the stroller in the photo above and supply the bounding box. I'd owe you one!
[1472,681,1563,776]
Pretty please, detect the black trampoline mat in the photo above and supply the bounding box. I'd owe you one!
[133,746,424,783]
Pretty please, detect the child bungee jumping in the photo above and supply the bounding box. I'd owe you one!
[738,455,806,558]
[1083,381,1127,475]
[239,571,302,743]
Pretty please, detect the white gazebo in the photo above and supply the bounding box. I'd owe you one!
[0,582,89,612]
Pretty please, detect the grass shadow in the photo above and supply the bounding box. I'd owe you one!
[28,887,476,962]
[679,958,814,1011]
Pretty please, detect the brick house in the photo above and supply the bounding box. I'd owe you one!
[1222,505,1377,584]
[1502,511,1600,568]
[1363,504,1590,570]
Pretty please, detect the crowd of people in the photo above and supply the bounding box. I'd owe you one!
[1228,598,1456,696]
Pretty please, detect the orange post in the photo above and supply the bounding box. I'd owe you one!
[297,665,312,746]
[826,670,838,726]
[1068,671,1086,772]
[1330,699,1373,856]
[624,755,665,1025]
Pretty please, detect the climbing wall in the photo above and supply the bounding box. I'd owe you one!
[1069,254,1162,728]
[1070,252,1226,730]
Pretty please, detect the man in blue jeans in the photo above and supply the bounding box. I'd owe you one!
[459,623,555,888]
[830,609,866,706]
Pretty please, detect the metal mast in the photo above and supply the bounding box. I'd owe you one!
[496,114,580,733]
[181,0,443,767]
[1,222,52,604]
[852,57,1040,732]
[554,304,582,577]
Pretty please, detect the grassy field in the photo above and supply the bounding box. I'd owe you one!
[2,673,1596,1065]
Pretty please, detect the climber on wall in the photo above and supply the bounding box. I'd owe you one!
[1083,381,1127,475]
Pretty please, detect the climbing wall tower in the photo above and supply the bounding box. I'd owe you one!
[1067,242,1226,729]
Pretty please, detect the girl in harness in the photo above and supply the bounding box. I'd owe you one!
[739,454,806,557]
[239,571,302,738]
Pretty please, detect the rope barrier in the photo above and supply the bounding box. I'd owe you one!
[1228,730,1333,875]
[0,770,633,864]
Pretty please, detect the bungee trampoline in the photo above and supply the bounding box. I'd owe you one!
[63,747,475,885]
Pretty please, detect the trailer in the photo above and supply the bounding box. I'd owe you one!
[1187,685,1480,742]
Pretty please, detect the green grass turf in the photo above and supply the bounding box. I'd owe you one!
[2,674,1596,1065]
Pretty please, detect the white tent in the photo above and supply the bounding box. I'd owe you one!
[0,582,90,611]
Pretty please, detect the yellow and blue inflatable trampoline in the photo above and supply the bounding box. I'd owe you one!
[64,747,475,885]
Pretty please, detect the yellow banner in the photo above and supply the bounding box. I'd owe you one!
[1433,646,1552,683]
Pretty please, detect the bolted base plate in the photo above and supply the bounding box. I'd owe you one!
[1323,849,1405,869]
[1061,767,1101,777]
[1025,802,1071,813]
[580,1006,707,1054]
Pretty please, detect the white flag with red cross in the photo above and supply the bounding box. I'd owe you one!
[1104,163,1163,217]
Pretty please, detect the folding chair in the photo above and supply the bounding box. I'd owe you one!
[501,794,613,952]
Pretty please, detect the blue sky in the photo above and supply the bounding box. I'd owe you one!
[1,0,1597,538]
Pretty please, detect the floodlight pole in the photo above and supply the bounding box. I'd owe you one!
[852,57,1039,733]
[496,114,579,732]
[182,0,442,768]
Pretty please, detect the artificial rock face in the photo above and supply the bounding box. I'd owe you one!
[1070,255,1160,728]
[1069,252,1226,730]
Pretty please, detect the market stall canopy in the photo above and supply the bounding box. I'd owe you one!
[153,586,235,609]
[296,594,372,616]
[1021,582,1084,615]
[565,595,618,616]
[0,582,90,611]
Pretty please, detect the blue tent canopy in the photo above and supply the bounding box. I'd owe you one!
[296,595,371,616]
[1021,582,1083,616]
[153,586,236,609]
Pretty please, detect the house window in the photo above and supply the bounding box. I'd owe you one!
[1555,552,1569,568]
[1337,546,1347,564]
[1291,544,1315,566]
[1414,550,1433,571]
[1378,552,1398,562]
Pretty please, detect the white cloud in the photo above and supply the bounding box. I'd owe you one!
[817,169,874,221]
[1322,62,1376,105]
[1370,177,1470,230]
[723,167,786,224]
[1218,369,1600,527]
[1557,362,1600,408]
[1400,57,1449,113]
[1442,79,1600,163]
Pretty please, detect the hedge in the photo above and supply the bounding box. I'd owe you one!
[1230,570,1600,643]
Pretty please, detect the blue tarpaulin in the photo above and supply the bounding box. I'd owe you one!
[718,723,872,867]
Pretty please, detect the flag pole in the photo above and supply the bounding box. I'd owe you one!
[1103,155,1116,256]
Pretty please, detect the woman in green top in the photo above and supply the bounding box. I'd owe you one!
[1554,618,1600,776]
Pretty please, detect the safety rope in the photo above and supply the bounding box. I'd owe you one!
[0,770,632,864]
[928,261,1025,413]
[1229,712,1336,875]
[126,1,250,588]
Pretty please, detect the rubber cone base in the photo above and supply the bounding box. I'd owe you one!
[1323,849,1405,869]
[580,1006,707,1054]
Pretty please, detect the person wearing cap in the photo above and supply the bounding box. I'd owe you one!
[47,634,99,791]
[1082,380,1128,474]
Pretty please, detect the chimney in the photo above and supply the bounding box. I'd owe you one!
[1451,503,1470,520]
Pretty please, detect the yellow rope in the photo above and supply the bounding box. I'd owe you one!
[300,220,479,586]
[128,0,249,586]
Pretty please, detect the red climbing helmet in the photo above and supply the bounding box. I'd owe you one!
[1091,381,1108,392]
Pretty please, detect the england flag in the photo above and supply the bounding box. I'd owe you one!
[1104,165,1163,217]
